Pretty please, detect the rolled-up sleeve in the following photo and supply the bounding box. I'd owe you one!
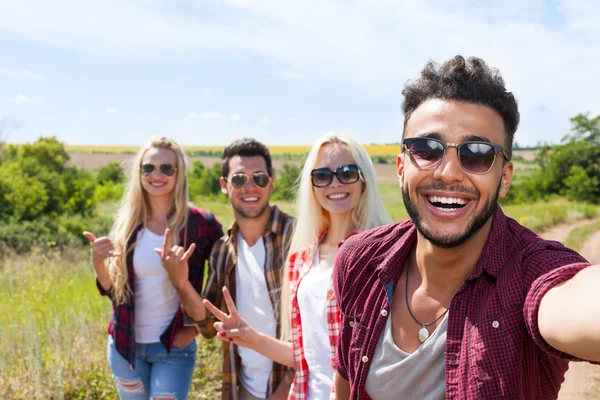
[524,262,591,360]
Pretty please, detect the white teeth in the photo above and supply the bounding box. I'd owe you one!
[243,197,258,202]
[434,206,461,211]
[428,196,468,205]
[328,193,348,199]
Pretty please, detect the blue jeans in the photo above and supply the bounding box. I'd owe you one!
[107,335,197,400]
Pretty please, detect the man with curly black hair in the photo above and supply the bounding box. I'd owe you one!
[333,56,598,400]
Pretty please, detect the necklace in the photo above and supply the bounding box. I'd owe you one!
[404,263,451,344]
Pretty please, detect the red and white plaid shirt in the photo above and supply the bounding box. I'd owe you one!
[288,232,356,400]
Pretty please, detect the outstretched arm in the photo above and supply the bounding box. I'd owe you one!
[538,264,600,362]
[203,286,296,368]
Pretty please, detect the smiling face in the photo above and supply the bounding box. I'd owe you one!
[313,143,363,219]
[397,99,514,248]
[220,155,273,220]
[140,147,178,199]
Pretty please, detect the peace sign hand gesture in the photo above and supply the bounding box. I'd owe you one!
[203,286,260,349]
[153,228,196,291]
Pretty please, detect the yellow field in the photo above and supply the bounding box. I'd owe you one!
[65,144,402,156]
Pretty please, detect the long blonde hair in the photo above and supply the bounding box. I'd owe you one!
[108,136,189,305]
[280,133,391,340]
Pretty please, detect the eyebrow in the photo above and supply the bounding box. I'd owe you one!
[417,132,492,143]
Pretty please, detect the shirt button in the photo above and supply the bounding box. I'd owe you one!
[380,309,388,317]
[492,321,500,329]
[362,356,369,363]
[349,320,355,328]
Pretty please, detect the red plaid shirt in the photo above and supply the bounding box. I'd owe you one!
[288,232,356,400]
[333,206,592,400]
[97,206,223,368]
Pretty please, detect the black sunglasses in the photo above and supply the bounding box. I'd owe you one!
[402,137,510,175]
[140,163,177,177]
[225,172,270,189]
[310,164,363,188]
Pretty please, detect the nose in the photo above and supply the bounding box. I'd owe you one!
[330,174,343,187]
[432,147,464,185]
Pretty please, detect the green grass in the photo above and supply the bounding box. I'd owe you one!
[502,199,598,232]
[564,220,600,252]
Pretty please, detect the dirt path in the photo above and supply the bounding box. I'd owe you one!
[542,219,600,399]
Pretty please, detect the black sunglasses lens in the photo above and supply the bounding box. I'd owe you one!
[311,169,333,187]
[409,139,445,168]
[160,164,176,176]
[141,164,155,175]
[253,173,270,188]
[336,165,360,184]
[230,174,248,189]
[459,143,495,173]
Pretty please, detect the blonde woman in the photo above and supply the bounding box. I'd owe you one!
[84,136,223,400]
[204,133,391,399]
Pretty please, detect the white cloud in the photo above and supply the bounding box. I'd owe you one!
[199,111,223,119]
[0,68,43,81]
[6,93,45,104]
[105,107,120,113]
[275,70,304,80]
[259,117,272,125]
[0,0,598,144]
[183,112,197,123]
[230,114,241,121]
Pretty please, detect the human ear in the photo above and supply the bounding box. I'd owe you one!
[498,161,514,198]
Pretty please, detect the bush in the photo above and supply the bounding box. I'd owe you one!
[95,181,125,202]
[97,161,125,185]
[272,163,301,201]
[564,165,600,203]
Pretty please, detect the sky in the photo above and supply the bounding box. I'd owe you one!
[0,0,599,147]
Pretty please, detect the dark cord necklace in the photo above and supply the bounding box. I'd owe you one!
[405,263,450,343]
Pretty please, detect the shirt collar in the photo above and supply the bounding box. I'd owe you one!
[465,205,509,281]
[226,205,281,240]
[375,205,510,285]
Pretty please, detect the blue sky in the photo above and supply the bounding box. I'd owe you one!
[1,0,598,147]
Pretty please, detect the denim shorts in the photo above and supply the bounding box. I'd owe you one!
[107,335,197,400]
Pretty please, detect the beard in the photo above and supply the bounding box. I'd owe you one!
[402,178,501,248]
[231,197,270,220]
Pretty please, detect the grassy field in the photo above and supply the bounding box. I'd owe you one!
[1,194,599,399]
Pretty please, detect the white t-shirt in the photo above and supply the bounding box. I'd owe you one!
[133,229,180,343]
[297,251,335,400]
[235,233,276,398]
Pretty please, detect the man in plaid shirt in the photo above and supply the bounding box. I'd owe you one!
[334,56,599,399]
[181,138,295,400]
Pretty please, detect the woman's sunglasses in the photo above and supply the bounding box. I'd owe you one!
[310,164,363,188]
[140,163,177,177]
[402,137,510,175]
[225,172,270,189]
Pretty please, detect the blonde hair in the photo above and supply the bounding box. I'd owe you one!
[108,136,189,305]
[280,133,391,340]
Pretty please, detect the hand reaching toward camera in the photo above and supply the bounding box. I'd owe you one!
[203,286,260,349]
[154,228,196,291]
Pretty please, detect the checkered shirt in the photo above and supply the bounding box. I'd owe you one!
[97,206,223,368]
[196,205,295,400]
[333,205,593,400]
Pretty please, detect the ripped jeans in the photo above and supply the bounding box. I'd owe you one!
[107,335,197,400]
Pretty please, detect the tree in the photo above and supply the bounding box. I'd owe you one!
[564,113,600,145]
